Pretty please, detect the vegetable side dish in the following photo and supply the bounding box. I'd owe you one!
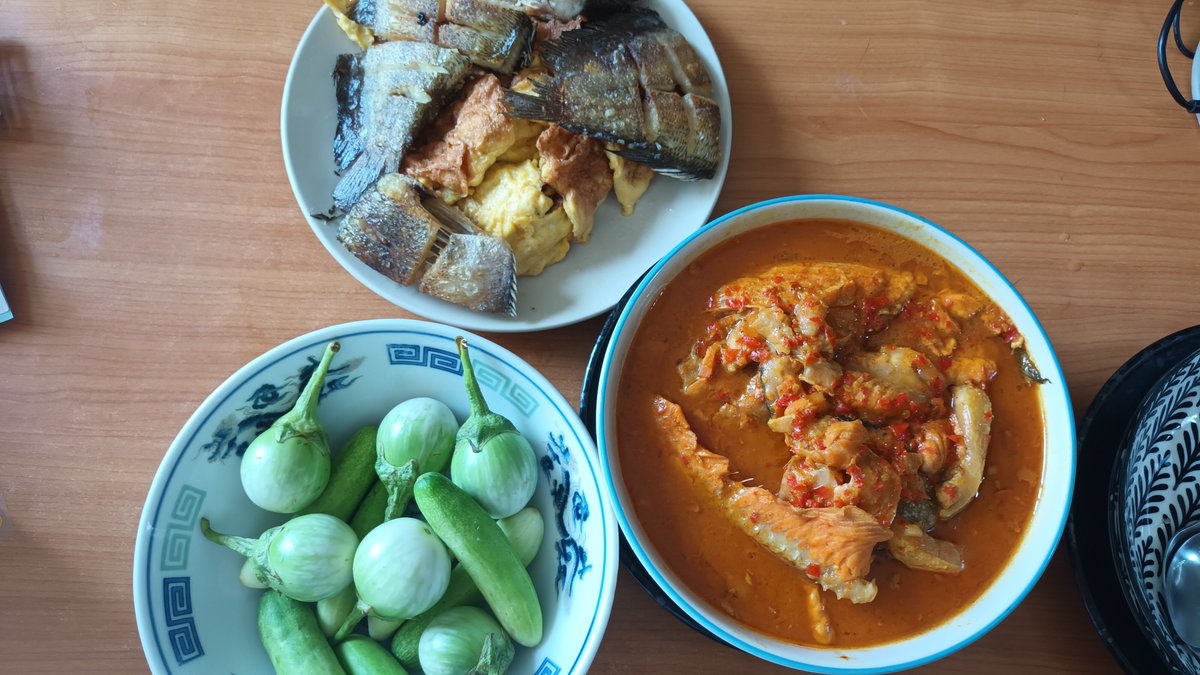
[617,220,1046,647]
[200,338,547,674]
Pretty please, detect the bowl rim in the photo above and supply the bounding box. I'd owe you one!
[132,318,620,674]
[595,194,1077,673]
[1109,343,1200,672]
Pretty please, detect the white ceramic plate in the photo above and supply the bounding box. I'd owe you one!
[133,319,618,674]
[596,196,1076,673]
[280,2,733,333]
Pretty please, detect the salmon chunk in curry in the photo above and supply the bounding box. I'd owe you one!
[617,220,1045,647]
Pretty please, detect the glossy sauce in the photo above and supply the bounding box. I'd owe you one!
[615,220,1044,647]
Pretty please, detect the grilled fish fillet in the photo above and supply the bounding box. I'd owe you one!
[337,174,440,286]
[332,41,472,210]
[651,396,891,603]
[504,7,721,180]
[345,0,533,74]
[419,232,518,315]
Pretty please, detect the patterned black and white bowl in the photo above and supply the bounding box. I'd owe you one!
[1112,346,1200,673]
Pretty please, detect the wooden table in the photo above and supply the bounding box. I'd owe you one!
[1,0,1196,671]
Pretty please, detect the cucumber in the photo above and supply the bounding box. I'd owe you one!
[301,426,379,521]
[349,482,387,540]
[258,590,346,675]
[391,506,544,669]
[334,634,409,675]
[413,473,543,647]
[390,612,430,671]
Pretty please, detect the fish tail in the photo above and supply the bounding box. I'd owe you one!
[613,145,713,181]
[503,86,565,123]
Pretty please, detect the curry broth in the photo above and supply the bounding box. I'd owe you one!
[616,220,1044,647]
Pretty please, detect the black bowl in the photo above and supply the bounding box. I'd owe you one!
[1066,325,1200,674]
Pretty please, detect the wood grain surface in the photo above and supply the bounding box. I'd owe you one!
[1,0,1196,671]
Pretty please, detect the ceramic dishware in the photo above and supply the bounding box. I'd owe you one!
[594,195,1075,673]
[280,1,733,332]
[133,319,618,674]
[1067,325,1200,675]
[1113,345,1200,673]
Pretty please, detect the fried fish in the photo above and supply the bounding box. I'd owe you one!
[332,41,473,211]
[340,0,533,74]
[336,174,518,315]
[504,7,721,180]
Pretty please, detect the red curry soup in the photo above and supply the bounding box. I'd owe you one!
[615,219,1045,647]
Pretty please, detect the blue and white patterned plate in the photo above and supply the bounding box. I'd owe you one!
[132,319,618,674]
[1114,345,1200,673]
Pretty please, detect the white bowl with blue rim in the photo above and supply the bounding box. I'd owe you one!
[133,319,618,674]
[1113,345,1200,672]
[594,195,1076,673]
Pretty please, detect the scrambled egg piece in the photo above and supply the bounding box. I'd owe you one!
[499,119,546,162]
[459,160,573,277]
[537,125,613,244]
[323,0,375,49]
[400,66,654,278]
[404,75,527,204]
[607,150,655,216]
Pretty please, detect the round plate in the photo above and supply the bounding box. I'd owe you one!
[280,2,733,333]
[593,196,1075,673]
[133,319,619,674]
[1065,325,1200,675]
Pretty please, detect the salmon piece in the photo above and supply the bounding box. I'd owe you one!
[652,396,891,603]
[844,347,944,403]
[777,434,901,528]
[711,263,914,321]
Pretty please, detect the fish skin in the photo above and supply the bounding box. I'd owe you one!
[443,0,534,73]
[337,174,440,287]
[335,174,519,315]
[516,30,645,145]
[503,7,721,180]
[332,41,472,211]
[937,386,992,519]
[352,0,533,74]
[332,53,366,173]
[419,233,518,315]
[351,0,438,43]
[651,395,891,604]
[655,29,714,98]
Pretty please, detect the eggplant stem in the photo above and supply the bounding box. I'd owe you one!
[277,341,340,441]
[199,517,258,559]
[456,337,491,416]
[375,458,418,522]
[467,632,515,675]
[455,337,519,450]
[332,599,369,643]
